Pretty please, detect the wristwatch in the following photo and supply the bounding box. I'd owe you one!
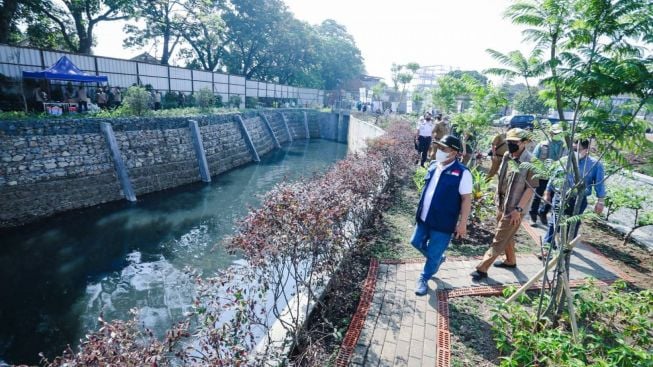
[515,206,523,213]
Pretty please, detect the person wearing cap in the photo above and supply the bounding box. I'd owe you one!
[415,112,435,167]
[486,129,509,181]
[427,114,450,160]
[542,139,606,250]
[528,125,566,225]
[412,135,473,295]
[471,128,537,280]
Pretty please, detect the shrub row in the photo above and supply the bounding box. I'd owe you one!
[39,121,414,366]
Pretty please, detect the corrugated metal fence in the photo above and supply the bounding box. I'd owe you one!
[0,44,324,106]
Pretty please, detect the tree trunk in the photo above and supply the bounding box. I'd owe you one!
[0,0,19,44]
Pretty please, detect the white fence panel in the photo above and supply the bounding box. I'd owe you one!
[97,57,136,74]
[230,84,245,95]
[169,67,191,79]
[139,76,168,90]
[246,87,258,97]
[193,70,212,82]
[214,73,228,84]
[0,64,22,78]
[103,72,137,88]
[230,75,245,86]
[193,80,212,91]
[138,63,167,77]
[214,83,229,94]
[246,80,258,89]
[170,78,192,92]
[0,45,41,66]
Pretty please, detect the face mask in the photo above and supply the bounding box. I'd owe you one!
[435,149,452,163]
[425,117,432,121]
[508,141,520,153]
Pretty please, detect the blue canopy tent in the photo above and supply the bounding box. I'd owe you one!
[22,56,108,112]
[22,55,108,83]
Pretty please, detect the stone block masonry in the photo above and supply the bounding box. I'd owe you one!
[0,109,343,228]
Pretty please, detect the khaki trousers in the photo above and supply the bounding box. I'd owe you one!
[476,209,520,272]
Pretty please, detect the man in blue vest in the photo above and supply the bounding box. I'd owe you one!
[412,135,473,296]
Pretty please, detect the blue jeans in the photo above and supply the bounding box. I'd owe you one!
[411,221,452,281]
[544,195,588,247]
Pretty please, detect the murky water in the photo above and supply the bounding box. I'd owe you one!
[0,139,348,365]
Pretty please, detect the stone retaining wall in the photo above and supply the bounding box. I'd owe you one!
[264,111,290,144]
[0,109,343,228]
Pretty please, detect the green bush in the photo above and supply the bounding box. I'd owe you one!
[245,96,258,109]
[196,87,214,112]
[491,280,653,366]
[413,166,427,192]
[229,95,242,108]
[214,94,223,108]
[123,86,151,116]
[162,91,178,109]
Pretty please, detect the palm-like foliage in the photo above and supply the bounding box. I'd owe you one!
[484,49,546,95]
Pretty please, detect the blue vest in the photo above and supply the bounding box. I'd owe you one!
[416,160,467,234]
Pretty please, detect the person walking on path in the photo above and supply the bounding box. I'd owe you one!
[472,128,537,281]
[427,114,450,160]
[543,139,606,249]
[415,112,435,167]
[412,135,472,295]
[529,125,566,225]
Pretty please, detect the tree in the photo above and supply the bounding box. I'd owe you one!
[123,0,188,65]
[26,0,136,54]
[0,0,20,44]
[177,0,226,71]
[485,49,545,96]
[220,0,288,78]
[503,0,653,328]
[431,74,468,114]
[447,70,488,86]
[513,89,549,115]
[313,19,364,90]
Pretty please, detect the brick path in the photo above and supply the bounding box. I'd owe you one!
[339,222,630,367]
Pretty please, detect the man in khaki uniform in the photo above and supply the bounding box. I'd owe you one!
[471,128,537,280]
[428,115,450,160]
[486,130,508,181]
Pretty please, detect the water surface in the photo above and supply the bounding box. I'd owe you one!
[0,139,347,364]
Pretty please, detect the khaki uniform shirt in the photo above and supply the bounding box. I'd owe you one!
[432,121,449,140]
[496,149,538,214]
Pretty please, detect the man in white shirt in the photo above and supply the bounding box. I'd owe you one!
[415,112,435,167]
[412,135,473,295]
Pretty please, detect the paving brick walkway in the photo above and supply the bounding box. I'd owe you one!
[341,222,628,367]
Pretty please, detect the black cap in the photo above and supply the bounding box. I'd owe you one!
[435,135,462,152]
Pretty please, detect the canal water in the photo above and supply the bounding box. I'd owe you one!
[0,139,348,365]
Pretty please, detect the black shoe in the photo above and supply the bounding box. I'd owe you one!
[493,261,517,269]
[538,213,548,226]
[471,270,488,280]
[529,213,537,225]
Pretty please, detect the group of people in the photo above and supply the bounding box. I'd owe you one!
[31,84,122,112]
[411,113,606,295]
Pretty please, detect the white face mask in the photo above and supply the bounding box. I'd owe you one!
[435,149,452,163]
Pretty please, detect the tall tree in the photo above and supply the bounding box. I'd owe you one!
[26,0,136,54]
[221,0,287,78]
[123,0,188,65]
[0,0,20,44]
[485,48,546,96]
[177,0,226,71]
[313,19,364,90]
[503,0,653,328]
